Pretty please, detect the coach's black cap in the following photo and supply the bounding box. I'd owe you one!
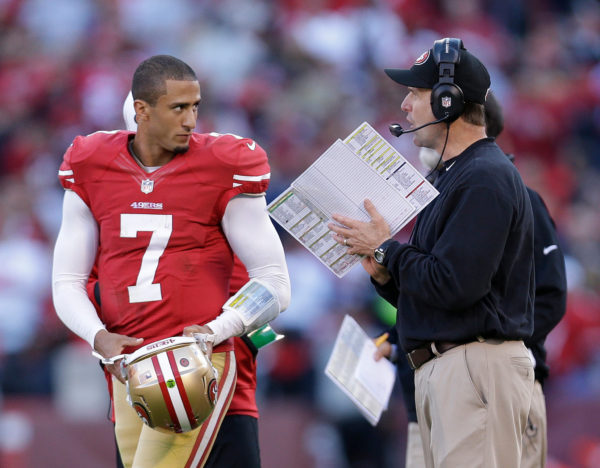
[385,43,490,104]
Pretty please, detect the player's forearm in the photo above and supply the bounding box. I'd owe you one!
[222,195,290,311]
[52,190,104,347]
[52,276,105,347]
[245,262,291,312]
[206,277,285,345]
[212,195,291,344]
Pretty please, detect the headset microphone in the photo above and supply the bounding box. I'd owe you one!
[389,115,449,137]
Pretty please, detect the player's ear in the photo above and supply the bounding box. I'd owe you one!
[134,99,150,123]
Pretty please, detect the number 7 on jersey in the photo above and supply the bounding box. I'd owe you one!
[120,213,173,303]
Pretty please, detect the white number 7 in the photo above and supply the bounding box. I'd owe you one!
[121,214,172,303]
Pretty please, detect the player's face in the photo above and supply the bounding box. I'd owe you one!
[147,79,201,154]
[401,87,443,150]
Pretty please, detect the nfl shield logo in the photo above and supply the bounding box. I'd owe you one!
[141,179,154,194]
[441,96,452,108]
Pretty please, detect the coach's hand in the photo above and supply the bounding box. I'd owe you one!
[329,199,392,283]
[329,199,391,257]
[374,340,393,361]
[362,256,391,285]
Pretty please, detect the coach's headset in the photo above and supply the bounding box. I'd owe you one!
[430,37,465,122]
[389,38,466,138]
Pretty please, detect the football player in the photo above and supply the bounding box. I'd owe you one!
[52,55,291,468]
[122,90,264,467]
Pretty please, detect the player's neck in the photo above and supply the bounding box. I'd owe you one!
[127,140,161,173]
[130,136,176,167]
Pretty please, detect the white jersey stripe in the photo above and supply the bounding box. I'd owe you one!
[156,352,193,432]
[233,173,270,182]
[58,170,74,176]
[232,182,242,188]
[189,350,236,467]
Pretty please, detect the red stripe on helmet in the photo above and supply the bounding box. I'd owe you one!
[167,349,196,428]
[151,355,182,433]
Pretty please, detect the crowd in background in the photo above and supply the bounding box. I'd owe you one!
[0,0,599,467]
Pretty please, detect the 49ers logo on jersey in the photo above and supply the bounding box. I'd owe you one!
[207,378,218,406]
[130,201,163,210]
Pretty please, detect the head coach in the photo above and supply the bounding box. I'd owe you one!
[329,38,535,468]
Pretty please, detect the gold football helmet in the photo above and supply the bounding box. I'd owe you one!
[121,336,218,433]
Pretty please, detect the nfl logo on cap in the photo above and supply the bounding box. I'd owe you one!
[442,96,452,108]
[141,179,154,194]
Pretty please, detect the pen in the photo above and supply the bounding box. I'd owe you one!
[374,332,389,348]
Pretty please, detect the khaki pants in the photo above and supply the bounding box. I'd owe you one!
[414,340,534,468]
[520,380,547,468]
[405,421,426,468]
[114,351,236,468]
[405,382,547,468]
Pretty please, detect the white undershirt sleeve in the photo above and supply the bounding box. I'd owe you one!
[52,190,105,347]
[205,195,291,344]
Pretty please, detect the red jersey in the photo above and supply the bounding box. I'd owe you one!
[229,257,259,418]
[230,337,258,418]
[59,130,269,354]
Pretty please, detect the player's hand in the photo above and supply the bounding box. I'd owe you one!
[94,329,143,384]
[183,325,215,360]
[329,199,391,256]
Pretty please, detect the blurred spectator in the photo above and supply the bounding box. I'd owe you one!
[0,177,56,395]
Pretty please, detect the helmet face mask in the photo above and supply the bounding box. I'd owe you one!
[122,337,218,433]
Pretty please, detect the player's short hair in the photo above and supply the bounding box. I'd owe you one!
[132,55,197,106]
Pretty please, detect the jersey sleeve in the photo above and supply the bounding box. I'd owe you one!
[58,130,127,207]
[209,133,271,216]
[58,135,91,206]
[231,140,270,195]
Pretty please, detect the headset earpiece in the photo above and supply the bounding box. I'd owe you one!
[430,38,465,122]
[430,84,464,121]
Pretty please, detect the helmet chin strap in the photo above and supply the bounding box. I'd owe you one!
[92,350,126,365]
[193,332,216,358]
